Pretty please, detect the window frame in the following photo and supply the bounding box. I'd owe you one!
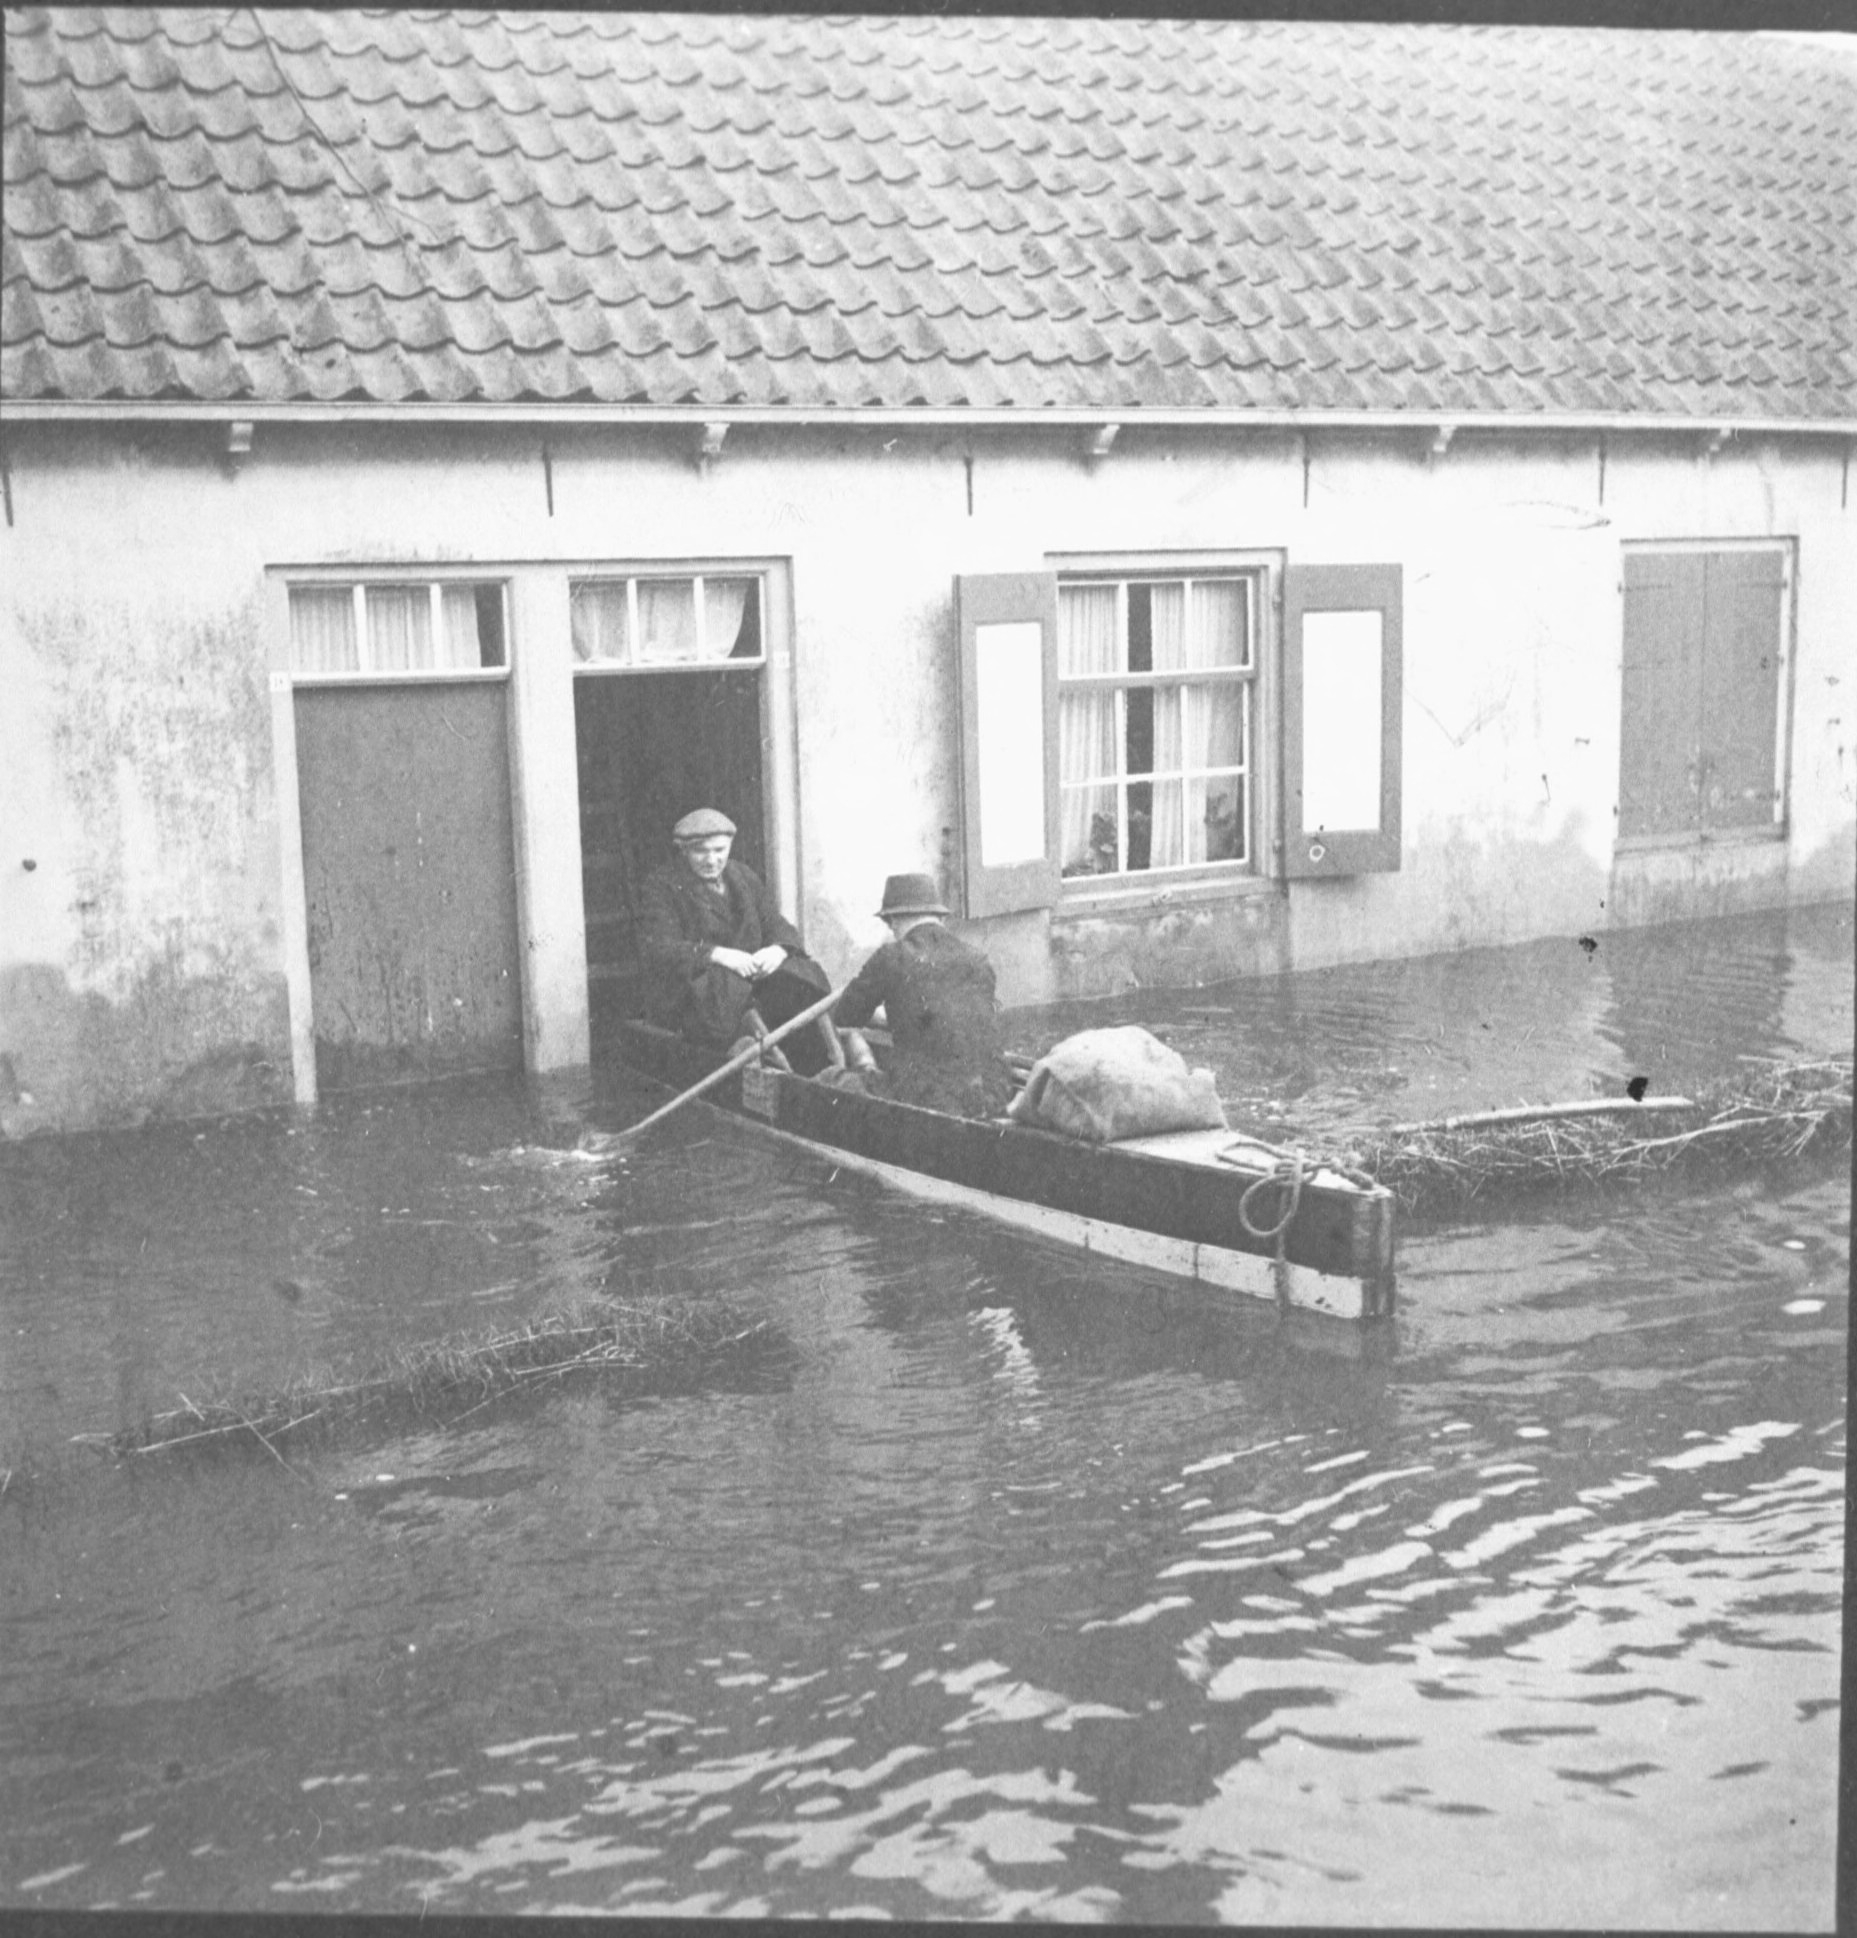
[280,565,513,686]
[567,568,769,676]
[1615,538,1794,853]
[1048,548,1281,908]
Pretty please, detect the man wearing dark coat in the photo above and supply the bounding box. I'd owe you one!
[835,873,1015,1117]
[637,808,836,1074]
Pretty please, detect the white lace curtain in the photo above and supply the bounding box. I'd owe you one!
[1057,579,1248,873]
[289,587,357,672]
[571,577,752,665]
[290,585,485,672]
[1058,584,1120,872]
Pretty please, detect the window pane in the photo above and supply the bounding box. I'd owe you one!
[289,587,358,672]
[1148,685,1176,775]
[472,585,508,668]
[1125,685,1154,778]
[1060,781,1120,877]
[708,577,762,659]
[570,582,629,664]
[1192,774,1248,864]
[1059,689,1117,785]
[1189,580,1248,669]
[1126,779,1153,870]
[439,585,483,670]
[366,585,432,671]
[636,580,699,664]
[1058,583,1120,676]
[1148,777,1185,867]
[1148,582,1187,670]
[1186,683,1246,771]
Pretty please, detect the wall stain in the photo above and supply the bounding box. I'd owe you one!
[6,590,287,1135]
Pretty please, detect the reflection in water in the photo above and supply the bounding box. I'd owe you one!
[0,902,1846,1925]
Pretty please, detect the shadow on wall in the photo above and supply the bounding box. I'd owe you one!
[0,958,290,1139]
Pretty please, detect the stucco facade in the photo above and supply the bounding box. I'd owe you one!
[1,416,1850,1135]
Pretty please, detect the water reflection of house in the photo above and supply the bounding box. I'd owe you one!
[1,13,1852,1135]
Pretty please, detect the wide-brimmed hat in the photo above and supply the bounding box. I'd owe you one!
[877,872,949,919]
[672,807,736,841]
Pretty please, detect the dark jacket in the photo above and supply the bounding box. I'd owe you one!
[637,858,825,1046]
[837,921,1013,1116]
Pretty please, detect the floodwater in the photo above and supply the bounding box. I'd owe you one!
[1,902,1848,1926]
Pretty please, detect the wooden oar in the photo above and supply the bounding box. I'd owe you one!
[591,985,845,1149]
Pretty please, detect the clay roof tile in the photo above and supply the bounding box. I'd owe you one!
[4,11,1851,415]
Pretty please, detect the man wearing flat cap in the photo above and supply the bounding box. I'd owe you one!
[638,808,836,1073]
[835,873,1014,1117]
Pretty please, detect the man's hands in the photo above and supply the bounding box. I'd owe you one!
[709,944,788,981]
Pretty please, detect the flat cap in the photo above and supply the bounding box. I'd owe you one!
[672,807,736,841]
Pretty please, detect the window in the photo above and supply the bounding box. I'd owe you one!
[287,580,507,676]
[1057,576,1255,879]
[1618,545,1789,842]
[955,559,1403,918]
[569,574,763,669]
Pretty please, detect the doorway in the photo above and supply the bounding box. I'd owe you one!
[570,571,772,1045]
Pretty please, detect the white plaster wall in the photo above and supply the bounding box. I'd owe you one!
[2,417,1850,1133]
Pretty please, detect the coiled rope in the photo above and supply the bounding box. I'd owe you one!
[1216,1134,1393,1315]
[1233,1145,1305,1243]
[1218,1137,1304,1308]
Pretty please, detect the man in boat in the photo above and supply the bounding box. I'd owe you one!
[834,873,1016,1117]
[637,808,840,1076]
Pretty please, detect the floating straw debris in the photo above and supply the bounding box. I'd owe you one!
[1344,1056,1852,1218]
[90,1295,777,1462]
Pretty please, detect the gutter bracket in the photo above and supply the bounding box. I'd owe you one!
[224,419,254,474]
[695,421,729,474]
[1429,422,1457,460]
[1085,422,1120,466]
[1702,427,1732,460]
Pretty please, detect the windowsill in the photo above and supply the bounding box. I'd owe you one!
[1052,870,1280,922]
[287,667,511,687]
[1613,826,1786,856]
[572,658,765,675]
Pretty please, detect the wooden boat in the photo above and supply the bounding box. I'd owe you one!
[613,1021,1397,1323]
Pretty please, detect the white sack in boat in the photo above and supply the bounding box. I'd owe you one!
[1008,1026,1227,1143]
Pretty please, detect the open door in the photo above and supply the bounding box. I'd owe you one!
[570,572,771,1046]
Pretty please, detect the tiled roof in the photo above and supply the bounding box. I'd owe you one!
[4,9,1854,417]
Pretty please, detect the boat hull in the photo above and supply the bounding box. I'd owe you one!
[613,1023,1397,1322]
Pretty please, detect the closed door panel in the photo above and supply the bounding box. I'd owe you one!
[296,683,522,1091]
[1699,551,1785,833]
[1619,553,1707,839]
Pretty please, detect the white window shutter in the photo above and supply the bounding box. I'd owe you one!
[1282,564,1403,877]
[955,572,1061,917]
